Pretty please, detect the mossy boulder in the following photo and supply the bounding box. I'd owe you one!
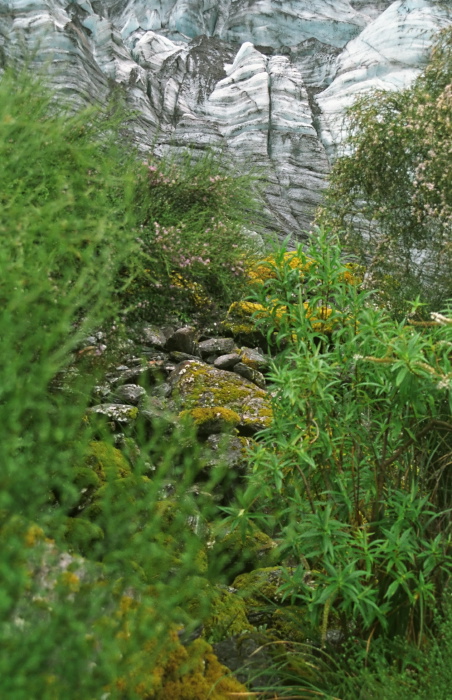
[71,442,133,515]
[232,567,290,629]
[203,586,253,642]
[232,567,288,609]
[210,524,279,580]
[169,360,272,434]
[179,406,241,436]
[270,605,314,644]
[63,516,104,556]
[113,623,251,699]
[85,441,132,480]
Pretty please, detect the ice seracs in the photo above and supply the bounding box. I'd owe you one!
[0,0,450,236]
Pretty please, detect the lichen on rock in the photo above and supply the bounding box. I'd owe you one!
[179,406,241,436]
[170,360,272,434]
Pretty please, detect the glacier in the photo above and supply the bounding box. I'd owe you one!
[0,0,450,236]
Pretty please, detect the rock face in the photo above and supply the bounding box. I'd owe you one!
[1,1,450,236]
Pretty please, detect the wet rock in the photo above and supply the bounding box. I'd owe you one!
[164,326,200,356]
[141,325,167,349]
[198,337,236,358]
[233,363,266,389]
[111,384,146,405]
[213,353,241,370]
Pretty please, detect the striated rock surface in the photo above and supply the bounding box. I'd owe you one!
[0,1,450,236]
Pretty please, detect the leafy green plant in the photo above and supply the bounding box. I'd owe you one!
[232,227,452,653]
[318,26,452,314]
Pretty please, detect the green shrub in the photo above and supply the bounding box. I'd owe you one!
[0,68,140,522]
[120,151,263,322]
[0,71,235,699]
[226,228,452,653]
[318,26,452,314]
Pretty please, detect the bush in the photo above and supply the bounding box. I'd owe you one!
[0,71,235,698]
[0,68,141,521]
[318,26,452,314]
[120,151,263,322]
[228,228,452,653]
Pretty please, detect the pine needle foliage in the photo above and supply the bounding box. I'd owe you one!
[0,71,238,699]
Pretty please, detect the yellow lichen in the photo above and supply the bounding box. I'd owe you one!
[179,406,241,428]
[247,252,362,287]
[226,299,334,335]
[24,524,45,547]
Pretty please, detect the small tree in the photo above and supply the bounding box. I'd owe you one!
[318,27,452,314]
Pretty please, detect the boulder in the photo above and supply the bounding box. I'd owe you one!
[164,326,200,356]
[169,359,272,434]
[111,384,146,405]
[213,352,242,370]
[198,337,237,358]
[233,363,266,389]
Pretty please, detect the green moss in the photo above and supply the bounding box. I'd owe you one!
[179,407,241,435]
[232,567,287,608]
[84,440,132,482]
[112,623,250,699]
[154,637,249,699]
[83,474,151,526]
[203,587,253,642]
[63,516,104,556]
[74,466,102,491]
[211,524,279,580]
